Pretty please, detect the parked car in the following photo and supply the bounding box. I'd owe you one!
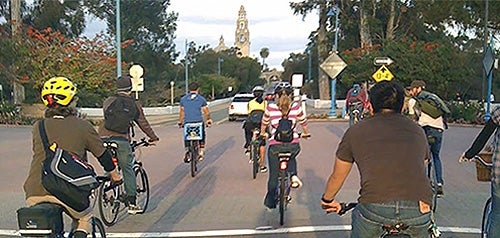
[228,93,254,121]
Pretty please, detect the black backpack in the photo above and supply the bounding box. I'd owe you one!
[104,96,137,133]
[273,108,295,143]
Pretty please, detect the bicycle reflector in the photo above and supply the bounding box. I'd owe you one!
[279,161,288,170]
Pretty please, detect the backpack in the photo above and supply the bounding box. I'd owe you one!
[104,95,137,134]
[273,107,295,143]
[38,120,99,212]
[414,91,451,119]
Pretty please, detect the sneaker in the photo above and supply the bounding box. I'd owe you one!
[198,150,204,161]
[436,183,444,197]
[290,175,303,189]
[127,204,143,214]
[260,166,268,173]
[244,148,250,156]
[183,151,190,163]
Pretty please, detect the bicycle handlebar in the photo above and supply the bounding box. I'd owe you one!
[337,202,357,216]
[131,137,153,149]
[473,155,493,168]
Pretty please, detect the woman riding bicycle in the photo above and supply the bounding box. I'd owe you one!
[23,77,121,238]
[260,82,310,210]
[459,107,500,237]
[243,85,267,172]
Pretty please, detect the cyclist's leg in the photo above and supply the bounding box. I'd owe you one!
[264,145,279,209]
[27,195,92,234]
[259,139,266,168]
[114,139,136,204]
[488,179,500,237]
[243,121,252,149]
[428,129,444,185]
[199,123,206,158]
[284,143,301,176]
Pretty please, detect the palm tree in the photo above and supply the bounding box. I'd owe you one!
[259,47,269,70]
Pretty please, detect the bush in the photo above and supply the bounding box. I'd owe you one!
[448,100,485,124]
[0,101,39,125]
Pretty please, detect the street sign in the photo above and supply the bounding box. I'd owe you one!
[372,65,394,82]
[373,56,394,66]
[320,53,347,79]
[129,64,144,92]
[483,46,495,76]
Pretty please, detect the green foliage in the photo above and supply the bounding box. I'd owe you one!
[0,101,39,125]
[448,100,485,124]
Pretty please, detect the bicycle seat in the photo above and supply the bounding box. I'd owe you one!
[383,223,409,234]
[278,152,292,159]
[103,142,118,149]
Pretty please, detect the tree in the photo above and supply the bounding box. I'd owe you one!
[29,0,86,39]
[259,47,269,70]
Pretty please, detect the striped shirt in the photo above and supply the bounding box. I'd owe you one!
[262,102,307,145]
[489,107,500,184]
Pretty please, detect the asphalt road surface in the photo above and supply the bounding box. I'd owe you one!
[0,105,490,238]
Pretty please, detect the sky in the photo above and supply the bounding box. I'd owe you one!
[168,0,318,71]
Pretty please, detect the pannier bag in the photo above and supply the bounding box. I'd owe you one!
[17,203,64,237]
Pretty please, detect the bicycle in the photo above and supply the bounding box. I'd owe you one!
[98,138,151,226]
[471,154,493,238]
[348,101,364,126]
[249,128,263,179]
[18,177,109,238]
[275,133,310,226]
[334,202,441,237]
[183,122,204,178]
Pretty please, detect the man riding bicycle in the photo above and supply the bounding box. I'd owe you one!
[24,77,121,238]
[321,81,433,237]
[345,81,372,126]
[243,85,267,173]
[178,82,213,162]
[99,75,159,214]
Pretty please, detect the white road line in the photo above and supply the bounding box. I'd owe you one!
[0,225,481,237]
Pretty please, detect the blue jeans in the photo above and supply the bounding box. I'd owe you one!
[424,126,444,184]
[263,143,300,209]
[102,138,136,201]
[351,201,431,238]
[488,180,500,237]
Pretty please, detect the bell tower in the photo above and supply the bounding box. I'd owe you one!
[234,5,250,57]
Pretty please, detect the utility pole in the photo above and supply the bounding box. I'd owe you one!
[116,0,122,77]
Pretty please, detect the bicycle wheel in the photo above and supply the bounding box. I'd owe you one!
[90,216,106,238]
[427,160,438,213]
[134,165,150,214]
[481,197,492,238]
[190,142,198,177]
[251,143,259,179]
[279,170,286,226]
[98,181,120,226]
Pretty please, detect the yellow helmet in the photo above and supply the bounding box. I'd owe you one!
[41,77,77,107]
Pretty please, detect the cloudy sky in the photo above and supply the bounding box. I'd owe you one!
[169,0,318,71]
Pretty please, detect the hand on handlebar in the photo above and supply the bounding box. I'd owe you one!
[320,199,341,214]
[177,121,183,128]
[206,119,213,127]
[148,138,159,146]
[458,152,472,163]
[109,170,122,183]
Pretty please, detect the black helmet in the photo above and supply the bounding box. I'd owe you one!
[274,82,292,96]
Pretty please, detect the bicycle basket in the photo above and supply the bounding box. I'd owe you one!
[184,122,203,141]
[475,152,492,182]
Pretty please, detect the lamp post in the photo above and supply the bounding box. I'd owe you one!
[307,45,312,83]
[327,4,339,117]
[115,0,121,77]
[184,40,189,94]
[170,81,175,105]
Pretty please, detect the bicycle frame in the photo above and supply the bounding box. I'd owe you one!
[250,128,261,179]
[474,155,493,238]
[277,152,292,226]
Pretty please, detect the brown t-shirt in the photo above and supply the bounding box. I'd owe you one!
[23,116,106,198]
[336,112,433,205]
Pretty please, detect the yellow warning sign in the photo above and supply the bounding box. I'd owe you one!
[372,65,394,82]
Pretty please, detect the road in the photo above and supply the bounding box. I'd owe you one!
[0,103,490,237]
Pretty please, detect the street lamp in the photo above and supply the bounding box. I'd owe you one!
[170,81,175,105]
[115,0,121,77]
[306,45,312,83]
[184,39,189,94]
[327,4,339,117]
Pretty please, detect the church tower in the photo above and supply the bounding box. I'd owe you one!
[234,5,250,57]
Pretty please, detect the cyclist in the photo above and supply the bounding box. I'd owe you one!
[408,80,450,196]
[459,108,500,237]
[23,77,121,238]
[99,75,159,214]
[260,82,310,210]
[321,81,433,237]
[243,85,267,172]
[345,81,372,126]
[178,82,213,162]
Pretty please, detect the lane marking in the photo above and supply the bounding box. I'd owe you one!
[0,225,481,237]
